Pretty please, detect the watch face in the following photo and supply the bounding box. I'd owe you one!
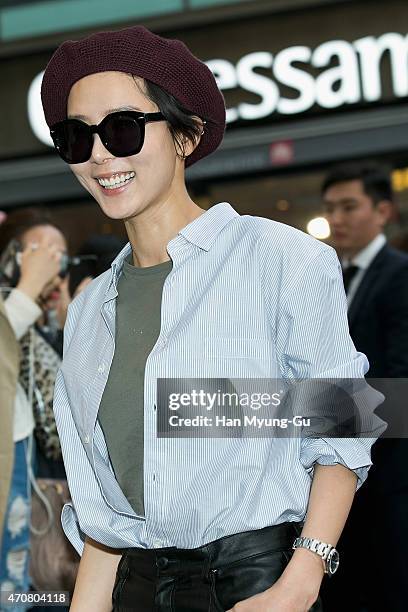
[327,549,340,575]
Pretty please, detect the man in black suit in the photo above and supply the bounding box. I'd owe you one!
[320,163,408,612]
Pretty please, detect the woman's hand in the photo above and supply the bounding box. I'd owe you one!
[226,582,313,612]
[226,549,324,612]
[17,240,62,302]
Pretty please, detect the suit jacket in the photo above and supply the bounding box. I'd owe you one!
[347,243,408,493]
[0,295,19,547]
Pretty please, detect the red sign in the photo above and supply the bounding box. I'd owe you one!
[269,140,294,166]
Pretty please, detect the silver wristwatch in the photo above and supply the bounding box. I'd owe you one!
[292,536,340,576]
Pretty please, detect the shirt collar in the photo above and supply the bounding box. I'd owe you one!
[178,202,239,251]
[342,233,386,271]
[109,202,239,288]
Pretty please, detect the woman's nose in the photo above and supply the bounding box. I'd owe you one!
[90,133,114,163]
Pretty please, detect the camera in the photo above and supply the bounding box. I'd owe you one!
[0,239,97,286]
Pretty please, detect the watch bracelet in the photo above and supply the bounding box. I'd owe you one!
[292,536,335,574]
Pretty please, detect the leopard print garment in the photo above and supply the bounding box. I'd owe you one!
[19,327,62,460]
[1,239,62,460]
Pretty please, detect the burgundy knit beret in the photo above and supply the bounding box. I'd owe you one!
[41,25,226,167]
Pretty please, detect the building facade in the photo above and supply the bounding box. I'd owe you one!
[1,0,407,248]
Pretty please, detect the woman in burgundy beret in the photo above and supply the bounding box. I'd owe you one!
[41,23,383,612]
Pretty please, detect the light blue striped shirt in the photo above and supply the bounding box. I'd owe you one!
[54,202,384,555]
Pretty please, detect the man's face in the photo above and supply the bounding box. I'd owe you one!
[323,179,391,257]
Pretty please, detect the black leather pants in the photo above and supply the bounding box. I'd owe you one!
[112,522,324,612]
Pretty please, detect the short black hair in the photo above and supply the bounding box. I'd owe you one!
[322,162,393,205]
[131,76,208,161]
[145,80,204,159]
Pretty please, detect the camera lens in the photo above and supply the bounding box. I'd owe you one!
[59,253,69,278]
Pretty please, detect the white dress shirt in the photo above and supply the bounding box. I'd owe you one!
[342,234,386,307]
[54,202,385,554]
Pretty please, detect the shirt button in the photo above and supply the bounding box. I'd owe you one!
[153,539,163,549]
[98,363,105,374]
[159,338,167,349]
[83,434,90,444]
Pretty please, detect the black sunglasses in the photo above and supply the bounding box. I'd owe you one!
[50,110,165,164]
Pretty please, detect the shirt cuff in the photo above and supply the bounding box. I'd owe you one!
[4,288,42,340]
[300,437,374,489]
[61,502,86,556]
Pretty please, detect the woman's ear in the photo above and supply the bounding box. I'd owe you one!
[191,116,206,152]
[176,117,206,160]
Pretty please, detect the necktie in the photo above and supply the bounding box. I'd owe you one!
[342,265,359,295]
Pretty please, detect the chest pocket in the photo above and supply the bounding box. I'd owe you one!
[200,337,270,357]
[189,337,274,378]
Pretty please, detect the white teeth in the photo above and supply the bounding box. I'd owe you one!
[97,172,135,189]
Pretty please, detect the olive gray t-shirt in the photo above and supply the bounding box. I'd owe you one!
[98,255,173,517]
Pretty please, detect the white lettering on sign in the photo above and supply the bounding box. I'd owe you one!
[355,34,408,101]
[312,40,361,109]
[29,32,408,146]
[274,46,315,114]
[236,52,279,119]
[28,70,53,147]
[206,31,408,122]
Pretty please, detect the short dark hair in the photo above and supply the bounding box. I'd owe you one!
[322,162,393,205]
[134,76,206,160]
[0,207,65,255]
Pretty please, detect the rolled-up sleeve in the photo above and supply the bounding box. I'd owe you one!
[61,502,85,556]
[274,245,386,489]
[299,437,375,489]
[4,288,42,340]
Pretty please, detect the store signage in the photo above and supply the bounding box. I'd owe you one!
[206,32,408,122]
[29,31,408,146]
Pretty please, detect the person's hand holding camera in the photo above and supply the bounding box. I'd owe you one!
[17,240,63,303]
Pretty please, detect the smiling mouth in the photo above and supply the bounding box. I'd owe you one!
[96,172,135,190]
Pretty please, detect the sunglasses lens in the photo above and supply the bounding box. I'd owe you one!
[52,121,92,164]
[103,115,143,157]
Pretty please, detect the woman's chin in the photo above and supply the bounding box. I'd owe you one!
[98,197,141,220]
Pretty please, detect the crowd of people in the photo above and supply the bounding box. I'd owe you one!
[320,163,408,611]
[0,209,125,612]
[0,23,407,612]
